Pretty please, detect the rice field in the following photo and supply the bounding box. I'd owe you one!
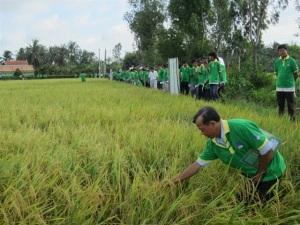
[0,78,299,224]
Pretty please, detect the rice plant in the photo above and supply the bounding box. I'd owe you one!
[0,79,299,224]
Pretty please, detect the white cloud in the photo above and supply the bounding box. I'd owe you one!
[0,0,136,58]
[262,3,299,45]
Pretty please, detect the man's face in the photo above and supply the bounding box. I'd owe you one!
[195,116,218,139]
[278,48,288,58]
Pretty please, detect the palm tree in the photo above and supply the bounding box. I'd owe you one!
[68,41,80,64]
[16,48,27,60]
[0,50,13,64]
[46,46,60,65]
[57,44,68,67]
[26,39,45,68]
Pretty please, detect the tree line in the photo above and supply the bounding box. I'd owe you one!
[124,0,300,69]
[1,0,299,89]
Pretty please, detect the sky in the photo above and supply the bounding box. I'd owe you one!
[0,0,299,60]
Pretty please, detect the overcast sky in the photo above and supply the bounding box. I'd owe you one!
[0,0,299,60]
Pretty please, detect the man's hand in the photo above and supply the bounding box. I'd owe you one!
[253,171,265,185]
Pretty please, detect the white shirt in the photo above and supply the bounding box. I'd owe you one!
[149,70,158,80]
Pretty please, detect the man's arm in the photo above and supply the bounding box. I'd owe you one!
[253,149,274,185]
[294,71,299,81]
[172,162,201,184]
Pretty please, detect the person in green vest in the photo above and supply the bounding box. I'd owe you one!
[218,57,228,99]
[157,64,165,90]
[143,67,150,87]
[138,67,144,86]
[163,64,169,92]
[179,61,191,95]
[169,106,286,202]
[129,68,135,84]
[80,71,86,82]
[274,44,299,122]
[201,58,210,101]
[190,59,199,98]
[208,52,222,101]
[196,57,207,100]
[125,68,130,83]
[133,68,139,85]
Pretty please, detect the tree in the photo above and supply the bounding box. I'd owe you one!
[112,43,122,64]
[123,51,140,69]
[16,48,27,60]
[168,0,211,53]
[45,46,59,65]
[295,0,300,37]
[79,50,96,64]
[231,0,288,74]
[208,0,233,53]
[0,50,13,64]
[124,0,166,64]
[26,39,45,68]
[156,27,188,62]
[56,44,69,67]
[68,41,80,64]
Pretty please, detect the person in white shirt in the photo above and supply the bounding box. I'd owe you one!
[148,67,158,89]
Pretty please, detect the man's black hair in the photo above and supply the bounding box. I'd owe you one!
[208,52,218,59]
[277,44,287,51]
[192,106,220,125]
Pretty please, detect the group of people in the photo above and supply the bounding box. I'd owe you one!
[179,53,227,101]
[113,45,299,205]
[113,64,170,91]
[113,52,228,102]
[167,44,299,206]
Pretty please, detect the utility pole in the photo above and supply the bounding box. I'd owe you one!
[98,49,101,77]
[104,48,107,76]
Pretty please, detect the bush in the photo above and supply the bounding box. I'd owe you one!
[250,87,277,107]
[13,68,23,77]
[251,71,275,89]
[224,75,254,101]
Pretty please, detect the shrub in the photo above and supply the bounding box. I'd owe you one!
[13,68,23,77]
[250,87,277,107]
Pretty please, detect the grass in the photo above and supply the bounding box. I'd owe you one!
[0,78,299,224]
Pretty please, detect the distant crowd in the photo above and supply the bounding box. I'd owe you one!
[111,52,228,101]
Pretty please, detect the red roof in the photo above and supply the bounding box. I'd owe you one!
[4,60,28,66]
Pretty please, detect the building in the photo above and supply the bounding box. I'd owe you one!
[0,60,34,77]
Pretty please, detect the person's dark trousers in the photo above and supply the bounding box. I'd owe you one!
[210,84,219,100]
[204,89,211,101]
[157,81,163,90]
[237,177,281,204]
[276,91,296,121]
[218,83,225,98]
[196,85,204,100]
[257,177,281,202]
[180,82,189,95]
